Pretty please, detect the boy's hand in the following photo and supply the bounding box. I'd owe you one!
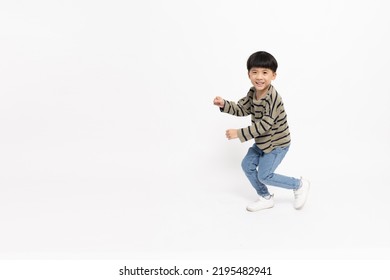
[213,96,225,108]
[226,129,238,140]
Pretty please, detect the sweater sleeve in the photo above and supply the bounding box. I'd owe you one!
[220,95,251,117]
[237,115,275,142]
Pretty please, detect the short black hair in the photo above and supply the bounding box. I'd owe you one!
[247,51,278,72]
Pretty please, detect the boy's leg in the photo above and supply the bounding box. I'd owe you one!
[241,144,271,197]
[257,146,300,190]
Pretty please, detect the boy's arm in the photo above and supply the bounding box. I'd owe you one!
[221,96,251,117]
[225,115,274,141]
[237,115,275,142]
[214,93,251,117]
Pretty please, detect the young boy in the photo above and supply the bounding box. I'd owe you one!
[213,51,310,211]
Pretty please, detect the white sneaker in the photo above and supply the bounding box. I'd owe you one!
[294,177,310,209]
[246,195,275,212]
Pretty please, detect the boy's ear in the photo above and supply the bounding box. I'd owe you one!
[272,71,277,80]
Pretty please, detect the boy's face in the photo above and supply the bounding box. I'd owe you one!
[248,67,276,93]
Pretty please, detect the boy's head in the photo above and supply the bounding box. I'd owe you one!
[247,51,278,72]
[247,51,278,94]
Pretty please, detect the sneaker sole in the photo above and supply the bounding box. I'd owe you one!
[246,204,274,212]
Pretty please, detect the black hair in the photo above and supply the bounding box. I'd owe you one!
[247,51,278,72]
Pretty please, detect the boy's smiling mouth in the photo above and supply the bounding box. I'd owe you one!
[255,81,265,86]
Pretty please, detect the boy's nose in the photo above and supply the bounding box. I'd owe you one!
[255,73,263,79]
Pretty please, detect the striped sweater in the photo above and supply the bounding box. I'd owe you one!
[221,85,291,153]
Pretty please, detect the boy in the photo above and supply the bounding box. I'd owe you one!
[213,51,310,211]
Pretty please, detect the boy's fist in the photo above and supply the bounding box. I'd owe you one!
[213,96,225,108]
[226,129,238,140]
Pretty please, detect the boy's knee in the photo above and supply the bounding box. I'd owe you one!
[241,159,248,172]
[258,172,273,183]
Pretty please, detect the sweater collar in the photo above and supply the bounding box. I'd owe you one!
[251,84,274,102]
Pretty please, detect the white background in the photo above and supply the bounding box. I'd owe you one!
[0,0,389,260]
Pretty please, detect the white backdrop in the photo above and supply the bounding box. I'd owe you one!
[0,0,389,259]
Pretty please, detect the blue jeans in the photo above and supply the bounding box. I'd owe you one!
[241,144,300,197]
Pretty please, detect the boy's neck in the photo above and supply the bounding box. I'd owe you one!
[255,89,268,100]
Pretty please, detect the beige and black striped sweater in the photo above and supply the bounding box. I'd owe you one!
[221,85,291,153]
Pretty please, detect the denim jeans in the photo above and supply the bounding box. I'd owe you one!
[241,144,300,197]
